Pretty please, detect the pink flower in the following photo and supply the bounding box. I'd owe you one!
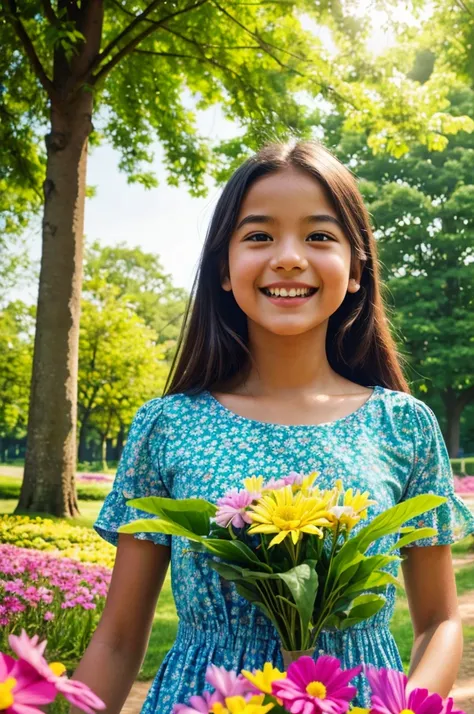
[173,690,222,713]
[0,651,57,714]
[215,489,255,528]
[264,478,287,490]
[272,655,361,714]
[8,630,105,714]
[283,471,306,486]
[44,612,55,621]
[366,667,464,714]
[205,664,253,699]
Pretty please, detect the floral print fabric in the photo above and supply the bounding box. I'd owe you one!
[93,386,474,714]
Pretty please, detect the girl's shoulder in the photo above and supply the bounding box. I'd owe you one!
[374,386,439,432]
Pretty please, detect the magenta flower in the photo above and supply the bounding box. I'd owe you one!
[215,489,255,528]
[366,667,464,714]
[173,690,222,713]
[0,652,57,714]
[206,664,253,699]
[8,630,105,714]
[272,655,361,714]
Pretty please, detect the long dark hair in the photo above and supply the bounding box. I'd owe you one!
[164,140,409,395]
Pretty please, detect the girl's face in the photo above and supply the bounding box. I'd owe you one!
[223,166,360,337]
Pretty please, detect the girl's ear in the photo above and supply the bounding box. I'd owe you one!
[347,276,361,293]
[222,276,232,292]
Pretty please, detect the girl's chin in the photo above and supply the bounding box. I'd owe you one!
[249,317,326,337]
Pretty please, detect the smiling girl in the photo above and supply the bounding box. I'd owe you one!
[74,141,474,714]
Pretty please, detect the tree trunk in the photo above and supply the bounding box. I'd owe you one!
[100,434,107,472]
[78,414,89,463]
[116,424,125,461]
[442,387,474,458]
[17,92,93,517]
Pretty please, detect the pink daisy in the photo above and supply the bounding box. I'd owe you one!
[366,667,464,714]
[206,664,253,698]
[215,489,255,528]
[0,651,57,714]
[8,630,105,714]
[272,655,361,714]
[173,690,222,713]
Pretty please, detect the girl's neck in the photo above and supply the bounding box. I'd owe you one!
[238,321,344,397]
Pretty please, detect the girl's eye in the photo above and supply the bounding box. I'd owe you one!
[306,232,334,242]
[244,233,273,242]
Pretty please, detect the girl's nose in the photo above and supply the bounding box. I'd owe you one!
[270,241,308,272]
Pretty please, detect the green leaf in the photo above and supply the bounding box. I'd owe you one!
[277,561,319,637]
[191,539,272,570]
[390,527,439,550]
[343,571,400,596]
[346,593,386,620]
[118,518,203,541]
[127,496,216,536]
[127,496,217,515]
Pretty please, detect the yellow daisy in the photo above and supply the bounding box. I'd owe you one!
[243,476,264,494]
[247,486,333,547]
[241,662,286,695]
[211,694,274,713]
[328,489,377,532]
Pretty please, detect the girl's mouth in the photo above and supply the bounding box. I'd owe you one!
[260,286,317,298]
[259,286,319,306]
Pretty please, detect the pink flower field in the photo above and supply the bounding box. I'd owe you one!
[0,544,111,665]
[454,476,474,495]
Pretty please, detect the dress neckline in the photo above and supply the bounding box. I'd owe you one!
[205,385,382,429]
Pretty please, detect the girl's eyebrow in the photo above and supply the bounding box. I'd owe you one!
[236,214,274,230]
[235,213,344,231]
[306,214,344,230]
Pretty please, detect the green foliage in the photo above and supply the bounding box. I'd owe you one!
[324,87,474,453]
[0,476,110,501]
[0,302,34,439]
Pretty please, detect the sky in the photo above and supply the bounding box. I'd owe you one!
[20,2,426,299]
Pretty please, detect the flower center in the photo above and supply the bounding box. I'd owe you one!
[50,662,66,676]
[306,681,327,699]
[400,710,416,714]
[0,677,17,709]
[274,506,299,525]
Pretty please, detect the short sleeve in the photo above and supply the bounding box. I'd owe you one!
[400,400,474,547]
[93,399,171,548]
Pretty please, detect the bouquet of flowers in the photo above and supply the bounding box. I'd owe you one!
[119,471,445,660]
[0,629,105,714]
[171,655,465,714]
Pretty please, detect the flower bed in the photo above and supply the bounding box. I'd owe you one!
[454,476,474,495]
[0,544,111,670]
[0,515,116,568]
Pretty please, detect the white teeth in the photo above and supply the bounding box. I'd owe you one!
[264,286,316,298]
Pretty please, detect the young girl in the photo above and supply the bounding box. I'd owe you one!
[76,141,474,714]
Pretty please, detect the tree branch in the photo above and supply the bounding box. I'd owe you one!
[91,0,208,85]
[3,0,57,100]
[93,0,163,70]
[41,0,59,25]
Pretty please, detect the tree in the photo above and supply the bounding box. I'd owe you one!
[77,277,169,470]
[324,88,474,456]
[0,302,34,460]
[3,1,474,516]
[84,240,187,357]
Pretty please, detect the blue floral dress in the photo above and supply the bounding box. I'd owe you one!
[93,386,474,714]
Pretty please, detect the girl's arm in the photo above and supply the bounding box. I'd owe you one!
[401,544,463,697]
[70,533,171,714]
